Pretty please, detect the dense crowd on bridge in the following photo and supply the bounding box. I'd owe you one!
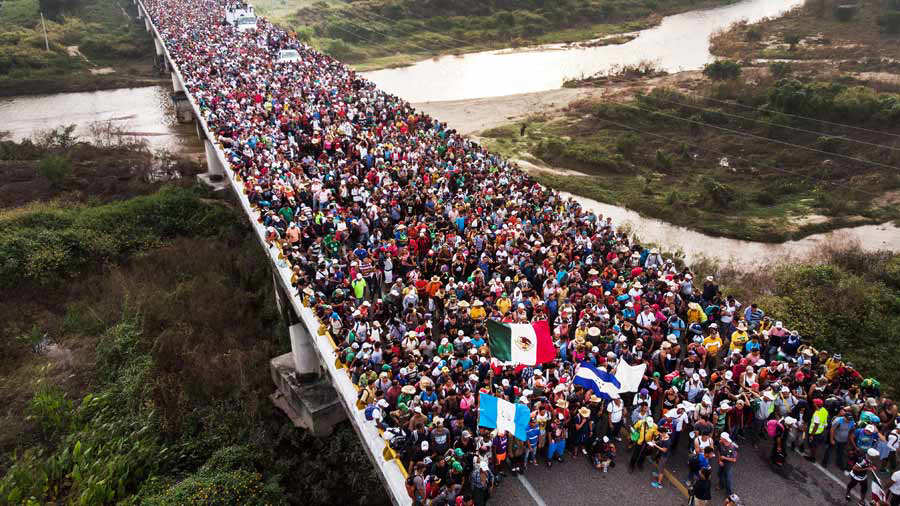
[141,0,900,504]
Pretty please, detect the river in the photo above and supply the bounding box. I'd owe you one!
[0,85,201,155]
[1,0,897,264]
[363,0,804,102]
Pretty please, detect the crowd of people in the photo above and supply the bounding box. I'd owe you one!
[142,0,900,504]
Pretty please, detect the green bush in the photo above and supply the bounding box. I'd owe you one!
[768,61,792,78]
[37,154,71,186]
[0,187,237,287]
[702,60,742,81]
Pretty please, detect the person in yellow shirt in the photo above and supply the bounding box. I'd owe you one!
[470,300,487,320]
[497,293,512,315]
[730,321,750,354]
[807,398,829,462]
[703,326,723,368]
[630,416,658,471]
[824,353,843,380]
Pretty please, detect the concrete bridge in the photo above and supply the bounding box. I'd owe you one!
[134,2,412,503]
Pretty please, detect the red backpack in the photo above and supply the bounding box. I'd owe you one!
[766,419,783,438]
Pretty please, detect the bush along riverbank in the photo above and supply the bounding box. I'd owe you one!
[481,69,900,242]
[266,0,740,71]
[0,0,165,96]
[0,137,388,505]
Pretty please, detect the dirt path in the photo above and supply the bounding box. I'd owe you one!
[413,71,705,135]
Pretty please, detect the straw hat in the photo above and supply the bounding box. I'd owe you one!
[401,385,416,395]
[587,327,601,337]
[556,399,569,409]
[457,300,470,308]
[578,406,591,418]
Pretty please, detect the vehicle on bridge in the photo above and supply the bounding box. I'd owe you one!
[277,49,301,63]
[224,4,256,32]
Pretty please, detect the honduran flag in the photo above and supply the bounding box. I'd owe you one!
[487,320,556,365]
[574,361,622,401]
[478,393,531,441]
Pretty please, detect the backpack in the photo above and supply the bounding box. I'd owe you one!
[688,453,702,473]
[364,404,377,421]
[766,419,783,438]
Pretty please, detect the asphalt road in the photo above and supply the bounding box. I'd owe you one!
[489,437,867,506]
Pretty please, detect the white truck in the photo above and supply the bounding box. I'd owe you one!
[225,4,257,32]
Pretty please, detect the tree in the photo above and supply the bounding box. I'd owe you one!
[783,33,802,50]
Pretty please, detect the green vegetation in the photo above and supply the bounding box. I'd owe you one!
[694,245,900,397]
[702,59,741,81]
[481,76,900,241]
[266,0,739,70]
[0,138,387,505]
[0,0,159,96]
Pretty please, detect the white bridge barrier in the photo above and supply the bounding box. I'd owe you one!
[138,3,412,503]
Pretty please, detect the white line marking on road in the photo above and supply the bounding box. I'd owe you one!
[812,461,859,500]
[517,474,548,506]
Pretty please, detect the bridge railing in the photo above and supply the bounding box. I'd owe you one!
[136,3,412,503]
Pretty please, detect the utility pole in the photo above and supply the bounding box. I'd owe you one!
[40,12,50,51]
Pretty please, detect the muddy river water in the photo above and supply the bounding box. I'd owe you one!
[362,0,805,102]
[1,0,896,264]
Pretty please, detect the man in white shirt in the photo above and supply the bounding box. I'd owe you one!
[607,397,626,441]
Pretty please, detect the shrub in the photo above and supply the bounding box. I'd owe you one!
[655,149,673,170]
[769,61,792,78]
[37,154,71,187]
[702,60,742,81]
[783,32,802,49]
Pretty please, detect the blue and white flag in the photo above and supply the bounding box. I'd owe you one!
[478,393,531,441]
[574,362,622,400]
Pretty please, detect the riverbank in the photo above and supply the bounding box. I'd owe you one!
[474,69,900,243]
[709,0,900,67]
[0,0,164,97]
[265,0,740,71]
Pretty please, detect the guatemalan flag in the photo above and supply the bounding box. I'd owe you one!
[487,320,556,366]
[478,393,531,441]
[574,362,622,400]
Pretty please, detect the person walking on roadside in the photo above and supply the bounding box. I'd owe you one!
[717,432,738,496]
[845,448,879,505]
[825,407,855,472]
[807,398,829,462]
[470,459,494,506]
[649,427,672,489]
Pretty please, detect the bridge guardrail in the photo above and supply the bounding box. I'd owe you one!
[137,3,412,503]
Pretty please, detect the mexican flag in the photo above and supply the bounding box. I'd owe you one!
[487,320,556,365]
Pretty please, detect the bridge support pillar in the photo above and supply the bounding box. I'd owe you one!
[154,37,163,57]
[136,4,142,18]
[144,16,151,32]
[269,276,346,437]
[170,92,192,123]
[171,72,184,93]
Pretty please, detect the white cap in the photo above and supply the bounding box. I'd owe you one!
[720,432,732,443]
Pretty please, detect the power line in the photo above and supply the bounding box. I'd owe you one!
[339,5,477,50]
[676,87,900,140]
[640,92,900,153]
[584,113,883,198]
[623,100,900,172]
